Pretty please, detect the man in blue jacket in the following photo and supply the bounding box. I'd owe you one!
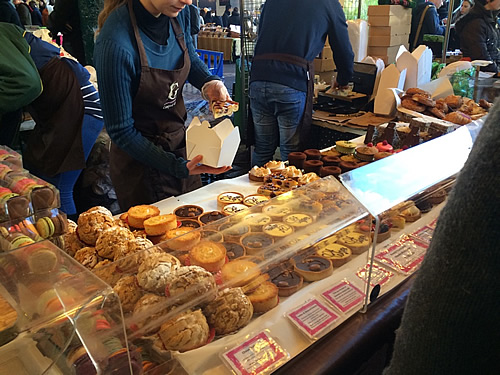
[409,0,446,51]
[249,0,354,167]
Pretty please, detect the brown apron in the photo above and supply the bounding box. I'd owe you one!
[24,56,86,177]
[252,53,315,150]
[110,0,201,211]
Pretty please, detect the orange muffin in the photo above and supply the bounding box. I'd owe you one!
[127,205,160,228]
[189,241,227,272]
[163,227,201,251]
[143,214,177,236]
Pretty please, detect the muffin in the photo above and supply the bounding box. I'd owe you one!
[287,152,307,169]
[304,149,321,160]
[113,275,143,313]
[303,160,323,174]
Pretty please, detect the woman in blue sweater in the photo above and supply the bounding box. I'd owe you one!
[94,0,230,211]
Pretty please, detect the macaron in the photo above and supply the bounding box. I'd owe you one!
[31,186,57,211]
[51,214,68,236]
[10,233,35,248]
[36,217,55,238]
[27,247,58,274]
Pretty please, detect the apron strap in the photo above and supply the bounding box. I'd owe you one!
[171,18,188,53]
[128,0,149,70]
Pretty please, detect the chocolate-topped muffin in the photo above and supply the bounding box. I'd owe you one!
[303,160,323,174]
[320,166,342,178]
[287,152,307,169]
[321,155,341,166]
[304,149,321,160]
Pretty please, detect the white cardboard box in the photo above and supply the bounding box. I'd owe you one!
[396,45,433,91]
[186,117,240,168]
[373,64,407,116]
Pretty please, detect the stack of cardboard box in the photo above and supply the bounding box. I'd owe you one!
[314,38,336,73]
[367,5,412,65]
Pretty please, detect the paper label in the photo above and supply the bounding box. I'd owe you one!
[287,298,339,339]
[222,331,288,375]
[357,263,394,286]
[410,225,434,245]
[375,237,428,274]
[321,280,366,313]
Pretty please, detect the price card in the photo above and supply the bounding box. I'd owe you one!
[321,280,366,314]
[221,331,289,375]
[410,225,434,245]
[286,298,339,339]
[427,218,439,229]
[375,237,428,275]
[357,263,394,287]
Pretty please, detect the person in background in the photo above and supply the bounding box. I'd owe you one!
[211,9,222,26]
[456,0,500,73]
[203,7,213,23]
[0,22,42,147]
[222,3,231,28]
[14,0,32,26]
[383,98,500,375]
[409,0,446,51]
[46,0,53,13]
[188,4,200,48]
[39,0,49,26]
[227,6,240,27]
[249,0,354,167]
[0,22,104,218]
[447,0,474,49]
[94,0,231,211]
[29,1,43,26]
[0,0,23,27]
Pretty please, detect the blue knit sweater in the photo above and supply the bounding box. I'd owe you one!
[94,2,217,178]
[250,0,354,91]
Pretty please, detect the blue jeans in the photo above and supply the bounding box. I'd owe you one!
[249,81,306,167]
[33,114,103,216]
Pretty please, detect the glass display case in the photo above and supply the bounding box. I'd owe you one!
[0,240,135,374]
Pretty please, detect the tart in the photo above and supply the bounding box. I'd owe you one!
[320,166,342,178]
[243,194,270,207]
[315,243,352,267]
[248,166,272,182]
[376,140,393,153]
[200,229,224,242]
[179,219,201,229]
[355,145,378,162]
[240,232,274,255]
[297,172,320,185]
[143,214,177,236]
[264,160,286,172]
[292,254,333,282]
[336,232,371,254]
[222,203,248,216]
[262,222,294,238]
[217,192,244,211]
[281,166,303,180]
[321,155,341,166]
[247,281,279,313]
[340,154,359,163]
[241,213,272,231]
[221,241,246,260]
[257,183,287,198]
[321,148,342,158]
[174,205,204,220]
[261,204,292,220]
[127,205,160,229]
[283,213,314,228]
[221,259,261,287]
[218,222,250,242]
[303,160,323,174]
[163,227,201,251]
[428,189,447,204]
[198,211,226,226]
[374,151,392,160]
[401,204,421,222]
[189,241,227,272]
[267,264,304,297]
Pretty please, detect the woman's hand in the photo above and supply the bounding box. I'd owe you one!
[201,80,231,103]
[186,155,231,175]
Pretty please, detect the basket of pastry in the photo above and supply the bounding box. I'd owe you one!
[398,87,492,125]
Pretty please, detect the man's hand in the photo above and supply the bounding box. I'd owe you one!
[201,80,231,103]
[186,155,231,175]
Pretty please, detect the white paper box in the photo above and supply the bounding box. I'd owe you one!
[348,19,369,62]
[396,45,433,91]
[374,64,407,116]
[186,117,241,168]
